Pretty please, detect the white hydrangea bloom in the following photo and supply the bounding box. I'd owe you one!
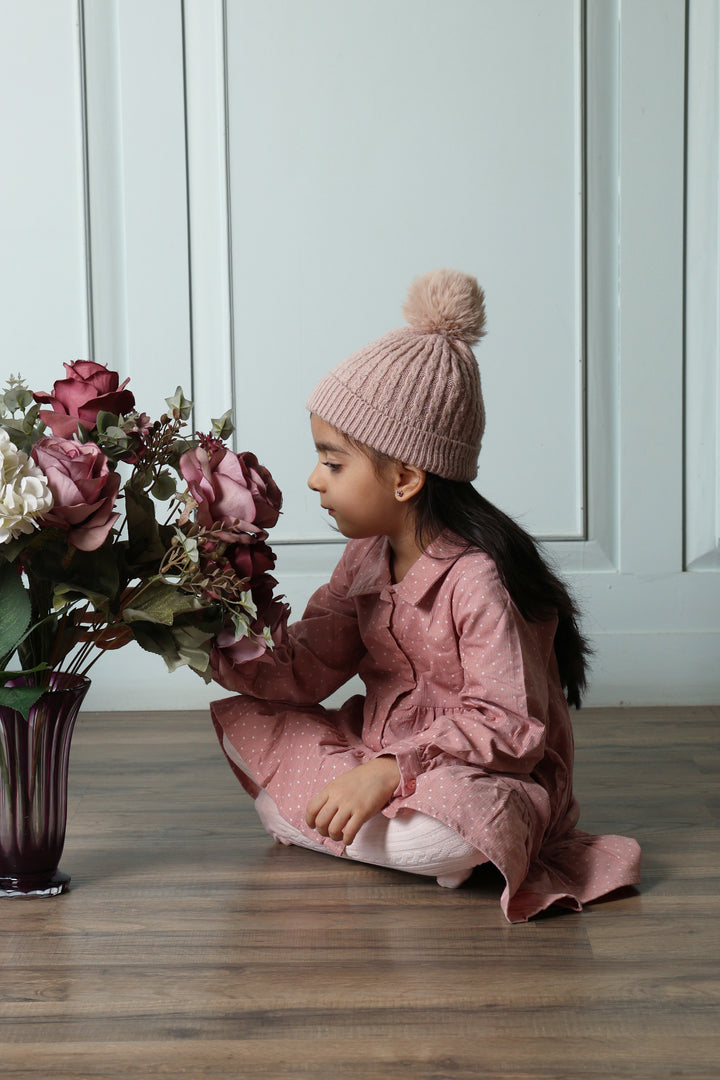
[0,429,53,544]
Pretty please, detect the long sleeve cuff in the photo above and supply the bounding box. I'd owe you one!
[373,744,421,797]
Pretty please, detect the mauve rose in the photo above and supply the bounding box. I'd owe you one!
[180,446,282,531]
[212,634,267,668]
[34,360,135,439]
[31,436,121,551]
[238,451,282,529]
[212,591,290,672]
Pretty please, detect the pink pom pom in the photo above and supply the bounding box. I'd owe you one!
[402,268,486,345]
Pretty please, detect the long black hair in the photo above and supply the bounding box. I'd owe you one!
[413,475,591,707]
[345,434,591,707]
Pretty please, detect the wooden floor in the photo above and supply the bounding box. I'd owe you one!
[0,705,718,1080]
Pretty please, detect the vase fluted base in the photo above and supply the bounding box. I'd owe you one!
[0,869,70,898]
[1,673,90,899]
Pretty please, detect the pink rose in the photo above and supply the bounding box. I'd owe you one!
[34,360,135,439]
[32,436,121,551]
[179,446,282,531]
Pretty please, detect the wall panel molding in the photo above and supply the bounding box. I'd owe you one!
[0,1,89,382]
[182,0,236,435]
[584,0,621,569]
[82,0,192,411]
[685,0,720,570]
[616,0,686,574]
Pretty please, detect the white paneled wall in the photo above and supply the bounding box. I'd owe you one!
[686,0,720,572]
[1,0,718,708]
[224,0,585,543]
[0,1,89,383]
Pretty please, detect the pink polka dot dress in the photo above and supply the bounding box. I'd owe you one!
[211,535,641,922]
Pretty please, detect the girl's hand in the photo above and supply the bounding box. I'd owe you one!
[305,756,401,846]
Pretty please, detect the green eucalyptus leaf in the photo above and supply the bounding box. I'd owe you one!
[151,471,177,501]
[104,426,128,443]
[95,410,119,435]
[3,385,34,413]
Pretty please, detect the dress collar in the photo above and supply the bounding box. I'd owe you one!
[346,533,468,604]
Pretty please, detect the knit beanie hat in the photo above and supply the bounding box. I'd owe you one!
[306,269,486,481]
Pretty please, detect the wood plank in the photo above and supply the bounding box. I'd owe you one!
[1,707,718,1079]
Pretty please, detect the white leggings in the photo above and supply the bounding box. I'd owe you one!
[255,788,481,889]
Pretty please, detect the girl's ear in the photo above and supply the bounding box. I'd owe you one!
[394,463,426,501]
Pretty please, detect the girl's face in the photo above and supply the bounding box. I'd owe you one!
[307,415,404,541]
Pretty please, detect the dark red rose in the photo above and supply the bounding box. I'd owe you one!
[227,540,276,583]
[34,360,135,438]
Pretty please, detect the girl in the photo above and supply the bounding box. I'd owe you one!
[210,269,641,922]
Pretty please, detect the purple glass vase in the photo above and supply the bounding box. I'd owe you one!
[0,673,90,897]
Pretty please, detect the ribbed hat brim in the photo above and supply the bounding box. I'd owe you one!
[307,370,481,481]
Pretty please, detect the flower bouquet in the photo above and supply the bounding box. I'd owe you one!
[0,360,287,894]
